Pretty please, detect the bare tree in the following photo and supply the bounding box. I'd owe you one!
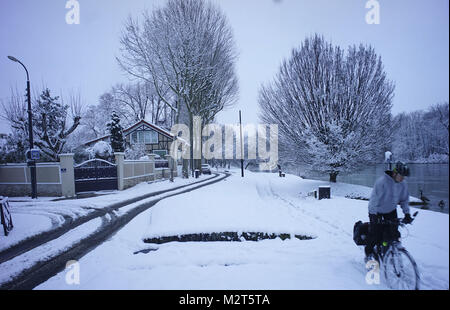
[0,87,30,162]
[117,0,239,174]
[392,102,449,160]
[431,102,449,132]
[1,87,29,133]
[80,91,133,141]
[113,82,150,122]
[259,35,395,182]
[432,102,449,155]
[112,82,173,127]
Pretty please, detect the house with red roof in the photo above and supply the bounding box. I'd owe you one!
[83,120,175,158]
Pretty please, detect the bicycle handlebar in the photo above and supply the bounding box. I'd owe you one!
[378,211,419,226]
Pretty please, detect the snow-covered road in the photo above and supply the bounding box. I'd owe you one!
[36,170,449,290]
[0,173,225,289]
[0,173,217,256]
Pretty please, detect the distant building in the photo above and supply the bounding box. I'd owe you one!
[83,120,175,158]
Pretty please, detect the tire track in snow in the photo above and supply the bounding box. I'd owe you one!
[267,181,352,238]
[269,181,449,290]
[0,174,220,265]
[265,181,384,288]
[0,172,231,290]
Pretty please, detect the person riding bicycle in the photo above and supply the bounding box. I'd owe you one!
[365,161,413,262]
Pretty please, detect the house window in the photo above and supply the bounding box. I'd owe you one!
[131,130,158,144]
[153,150,167,158]
[131,132,138,144]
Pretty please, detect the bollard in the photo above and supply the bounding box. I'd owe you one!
[318,186,331,200]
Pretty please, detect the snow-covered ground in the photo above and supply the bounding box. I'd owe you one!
[36,169,448,290]
[0,173,215,252]
[0,217,103,285]
[0,173,221,287]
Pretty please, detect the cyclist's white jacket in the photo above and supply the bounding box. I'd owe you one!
[368,171,410,215]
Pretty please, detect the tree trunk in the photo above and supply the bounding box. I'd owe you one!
[329,171,339,183]
[182,159,189,179]
[189,113,194,177]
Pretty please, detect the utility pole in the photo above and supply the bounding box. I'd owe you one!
[239,110,244,178]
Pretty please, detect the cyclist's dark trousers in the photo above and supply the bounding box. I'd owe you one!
[364,209,400,257]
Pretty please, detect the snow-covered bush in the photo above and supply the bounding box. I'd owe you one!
[86,141,113,160]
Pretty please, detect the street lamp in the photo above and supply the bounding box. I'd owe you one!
[239,110,244,178]
[7,55,37,199]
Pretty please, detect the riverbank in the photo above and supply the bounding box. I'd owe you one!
[285,163,449,214]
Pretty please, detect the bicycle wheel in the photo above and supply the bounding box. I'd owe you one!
[383,247,420,290]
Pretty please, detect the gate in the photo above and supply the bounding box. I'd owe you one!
[155,160,169,169]
[74,159,118,193]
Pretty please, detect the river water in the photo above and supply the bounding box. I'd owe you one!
[288,163,449,214]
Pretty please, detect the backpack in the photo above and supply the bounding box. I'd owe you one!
[353,221,369,246]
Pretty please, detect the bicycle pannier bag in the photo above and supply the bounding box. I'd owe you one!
[353,221,369,246]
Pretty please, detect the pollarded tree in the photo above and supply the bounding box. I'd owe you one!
[107,111,125,152]
[259,34,395,182]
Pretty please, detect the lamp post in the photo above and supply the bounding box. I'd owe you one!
[239,110,244,178]
[7,56,37,199]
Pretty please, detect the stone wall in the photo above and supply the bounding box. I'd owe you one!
[0,163,62,197]
[0,154,179,198]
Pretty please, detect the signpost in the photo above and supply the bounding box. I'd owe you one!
[27,148,40,161]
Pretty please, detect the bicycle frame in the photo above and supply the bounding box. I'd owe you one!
[374,211,419,256]
[372,212,420,290]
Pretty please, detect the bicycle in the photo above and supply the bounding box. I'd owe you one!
[0,196,14,236]
[370,211,421,290]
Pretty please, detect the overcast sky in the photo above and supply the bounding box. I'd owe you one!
[0,0,448,134]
